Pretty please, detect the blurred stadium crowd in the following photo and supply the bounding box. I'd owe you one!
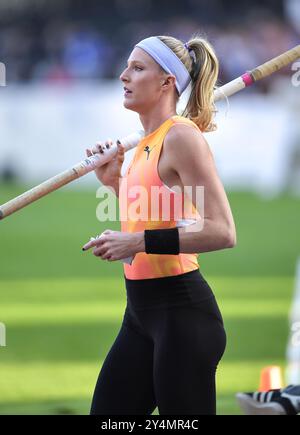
[0,0,299,91]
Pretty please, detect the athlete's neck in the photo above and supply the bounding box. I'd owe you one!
[139,110,177,137]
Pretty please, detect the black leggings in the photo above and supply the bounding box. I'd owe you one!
[90,269,226,415]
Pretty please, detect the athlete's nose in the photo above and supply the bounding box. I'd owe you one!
[119,67,129,82]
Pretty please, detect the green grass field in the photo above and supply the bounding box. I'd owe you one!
[0,183,299,415]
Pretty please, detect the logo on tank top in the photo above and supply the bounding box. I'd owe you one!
[144,144,158,160]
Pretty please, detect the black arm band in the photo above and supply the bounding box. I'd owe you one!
[144,227,180,255]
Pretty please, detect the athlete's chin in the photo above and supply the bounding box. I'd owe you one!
[123,98,141,112]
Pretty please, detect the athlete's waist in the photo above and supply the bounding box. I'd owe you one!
[124,269,214,310]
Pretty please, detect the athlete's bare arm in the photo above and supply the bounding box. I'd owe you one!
[164,123,237,253]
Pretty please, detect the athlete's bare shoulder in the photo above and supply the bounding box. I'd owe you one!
[164,120,213,164]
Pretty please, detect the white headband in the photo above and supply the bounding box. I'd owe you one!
[134,36,192,95]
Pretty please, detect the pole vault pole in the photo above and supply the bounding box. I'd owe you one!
[0,45,299,221]
[214,44,300,101]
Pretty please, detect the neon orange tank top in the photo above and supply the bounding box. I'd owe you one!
[119,115,201,279]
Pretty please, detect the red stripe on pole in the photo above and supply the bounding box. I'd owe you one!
[242,73,254,87]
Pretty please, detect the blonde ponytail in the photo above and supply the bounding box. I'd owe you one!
[158,33,219,132]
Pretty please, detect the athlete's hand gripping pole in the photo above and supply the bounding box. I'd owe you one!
[0,131,143,221]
